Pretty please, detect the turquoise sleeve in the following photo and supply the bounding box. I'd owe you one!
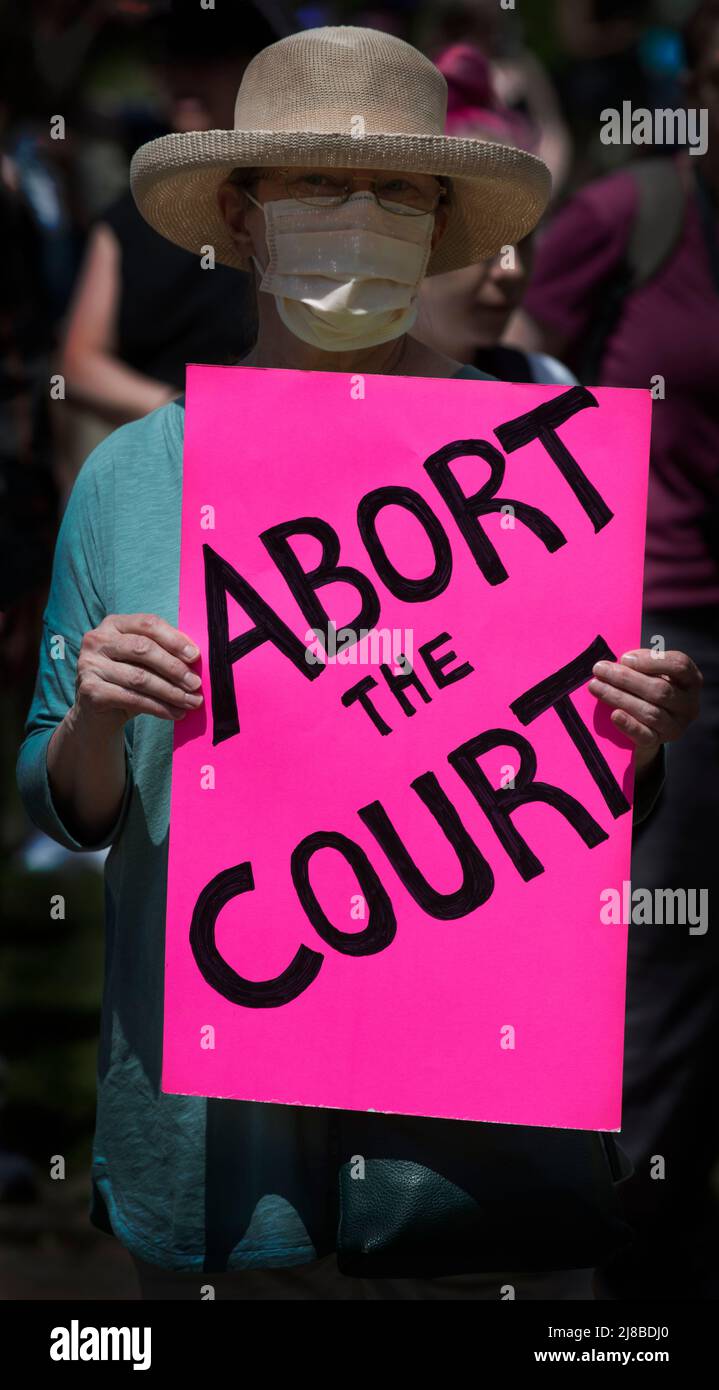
[16,447,134,851]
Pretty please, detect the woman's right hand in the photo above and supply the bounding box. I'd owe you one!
[73,613,203,732]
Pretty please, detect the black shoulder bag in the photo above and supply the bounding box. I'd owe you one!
[334,1107,632,1278]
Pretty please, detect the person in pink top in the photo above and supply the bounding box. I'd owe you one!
[512,0,719,1299]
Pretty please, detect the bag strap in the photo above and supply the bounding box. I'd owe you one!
[626,156,687,284]
[694,165,719,294]
[576,157,687,384]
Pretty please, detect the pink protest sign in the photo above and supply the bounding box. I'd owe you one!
[164,364,651,1131]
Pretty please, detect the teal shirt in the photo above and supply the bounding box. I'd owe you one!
[16,364,663,1272]
[16,366,495,1271]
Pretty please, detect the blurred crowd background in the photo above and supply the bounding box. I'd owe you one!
[1,0,717,1300]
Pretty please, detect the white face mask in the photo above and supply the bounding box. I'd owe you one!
[244,189,435,351]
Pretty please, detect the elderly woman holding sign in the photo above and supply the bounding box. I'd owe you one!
[17,27,701,1300]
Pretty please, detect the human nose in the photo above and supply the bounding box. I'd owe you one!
[342,178,381,203]
[489,253,526,288]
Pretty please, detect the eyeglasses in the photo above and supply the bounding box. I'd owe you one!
[254,168,448,216]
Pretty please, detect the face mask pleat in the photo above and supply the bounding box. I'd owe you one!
[247,186,436,351]
[273,226,429,284]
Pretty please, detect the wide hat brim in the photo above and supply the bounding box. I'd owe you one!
[130,129,552,276]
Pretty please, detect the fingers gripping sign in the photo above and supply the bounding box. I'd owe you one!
[75,613,203,729]
[589,649,703,774]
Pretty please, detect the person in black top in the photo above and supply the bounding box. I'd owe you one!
[59,1,290,425]
[88,187,257,398]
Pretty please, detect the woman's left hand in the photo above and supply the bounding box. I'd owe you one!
[588,648,703,779]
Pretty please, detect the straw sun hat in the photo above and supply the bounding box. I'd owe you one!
[130,25,551,276]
